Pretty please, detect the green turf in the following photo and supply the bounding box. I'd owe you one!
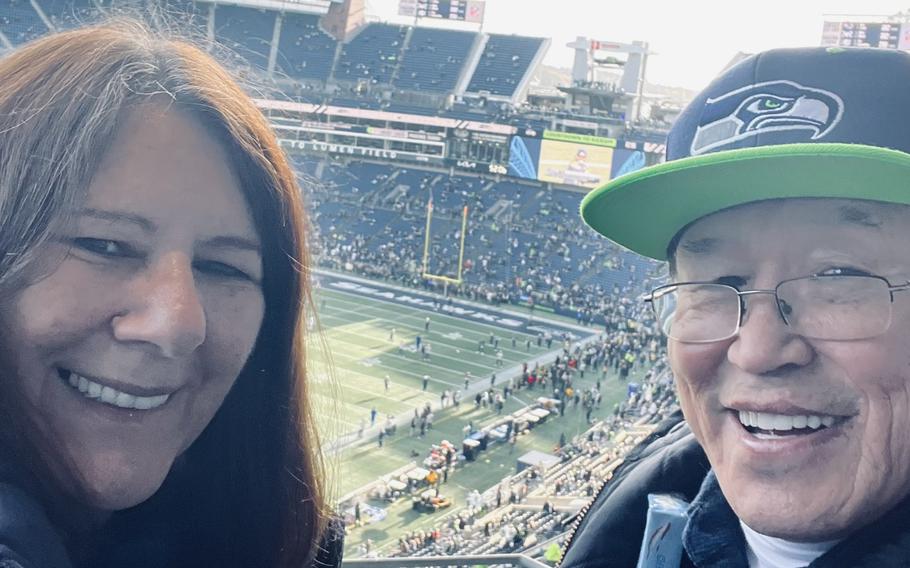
[311,287,557,437]
[310,282,653,557]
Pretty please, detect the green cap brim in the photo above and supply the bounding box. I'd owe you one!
[580,143,910,261]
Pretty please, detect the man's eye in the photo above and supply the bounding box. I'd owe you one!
[818,266,871,277]
[715,275,746,289]
[72,238,131,257]
[194,260,252,281]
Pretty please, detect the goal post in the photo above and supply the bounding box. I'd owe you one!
[421,200,469,286]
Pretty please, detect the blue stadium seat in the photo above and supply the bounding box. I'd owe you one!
[335,22,406,85]
[0,0,49,44]
[331,97,383,110]
[467,34,544,97]
[36,0,97,29]
[275,11,336,82]
[213,4,274,68]
[394,27,475,94]
[165,0,208,34]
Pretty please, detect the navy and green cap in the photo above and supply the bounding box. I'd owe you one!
[581,46,910,260]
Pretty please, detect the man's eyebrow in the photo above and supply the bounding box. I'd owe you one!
[199,235,262,254]
[79,208,156,232]
[677,237,720,255]
[838,205,883,229]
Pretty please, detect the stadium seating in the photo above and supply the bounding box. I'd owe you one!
[274,11,336,82]
[331,97,383,110]
[166,0,207,31]
[3,0,546,108]
[467,34,544,97]
[35,0,97,29]
[394,27,476,93]
[384,102,439,116]
[307,158,657,301]
[335,22,406,85]
[213,4,274,68]
[0,0,48,44]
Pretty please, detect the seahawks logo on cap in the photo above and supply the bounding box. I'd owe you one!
[690,80,844,155]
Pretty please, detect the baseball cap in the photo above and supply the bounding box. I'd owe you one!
[580,46,910,260]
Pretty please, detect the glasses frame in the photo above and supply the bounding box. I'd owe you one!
[643,274,910,344]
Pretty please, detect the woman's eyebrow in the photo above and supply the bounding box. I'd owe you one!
[79,208,155,232]
[79,209,260,253]
[198,235,262,254]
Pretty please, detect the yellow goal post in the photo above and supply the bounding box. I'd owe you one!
[421,199,469,286]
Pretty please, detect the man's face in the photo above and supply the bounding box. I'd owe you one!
[671,198,910,541]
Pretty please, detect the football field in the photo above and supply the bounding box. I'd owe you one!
[310,272,589,442]
[310,273,654,555]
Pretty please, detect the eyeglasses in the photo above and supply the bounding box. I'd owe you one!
[644,274,910,343]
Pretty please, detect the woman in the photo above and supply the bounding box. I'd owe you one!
[0,20,340,568]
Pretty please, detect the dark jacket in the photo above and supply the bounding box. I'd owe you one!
[0,482,72,568]
[559,410,910,568]
[88,512,345,568]
[0,476,344,568]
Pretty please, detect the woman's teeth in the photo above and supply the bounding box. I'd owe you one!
[62,371,170,411]
[738,410,838,436]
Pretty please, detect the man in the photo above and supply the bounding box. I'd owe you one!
[561,47,910,567]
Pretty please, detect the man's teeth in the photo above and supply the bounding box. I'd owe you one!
[66,372,169,411]
[738,410,836,432]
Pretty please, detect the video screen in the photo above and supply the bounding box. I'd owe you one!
[537,140,614,188]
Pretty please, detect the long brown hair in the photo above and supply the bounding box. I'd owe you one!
[0,20,328,567]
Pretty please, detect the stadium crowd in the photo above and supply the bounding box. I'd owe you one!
[306,159,661,325]
[376,358,676,560]
[343,309,674,560]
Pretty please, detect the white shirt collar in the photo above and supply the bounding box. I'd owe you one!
[740,521,840,568]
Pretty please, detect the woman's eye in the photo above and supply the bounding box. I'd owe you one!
[72,238,130,257]
[194,260,251,281]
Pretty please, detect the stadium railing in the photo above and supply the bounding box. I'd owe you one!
[343,553,550,567]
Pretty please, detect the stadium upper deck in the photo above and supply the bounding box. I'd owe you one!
[0,0,548,103]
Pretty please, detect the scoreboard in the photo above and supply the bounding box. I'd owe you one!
[399,0,486,23]
[821,21,910,49]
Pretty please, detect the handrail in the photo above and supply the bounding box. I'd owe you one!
[343,553,550,568]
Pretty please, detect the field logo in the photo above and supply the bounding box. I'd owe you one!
[691,80,844,155]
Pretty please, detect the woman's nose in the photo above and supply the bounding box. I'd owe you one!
[111,253,206,358]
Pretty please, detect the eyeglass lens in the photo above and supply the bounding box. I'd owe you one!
[653,276,892,342]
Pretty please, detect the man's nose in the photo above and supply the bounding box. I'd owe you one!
[726,292,813,374]
[111,253,206,358]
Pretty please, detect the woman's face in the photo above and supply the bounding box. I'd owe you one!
[0,103,265,510]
